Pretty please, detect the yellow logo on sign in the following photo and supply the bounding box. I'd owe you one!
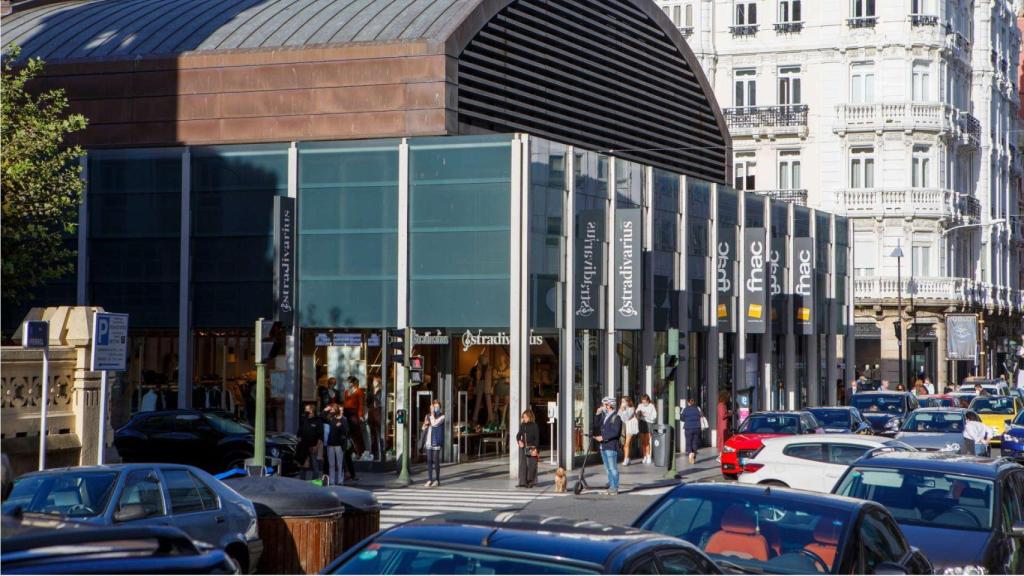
[747,303,763,319]
[797,307,811,321]
[717,303,728,319]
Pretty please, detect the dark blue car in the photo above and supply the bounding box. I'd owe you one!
[1001,410,1024,460]
[324,512,721,574]
[833,451,1024,575]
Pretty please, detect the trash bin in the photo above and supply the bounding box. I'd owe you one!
[651,424,670,467]
[225,476,345,574]
[322,486,382,550]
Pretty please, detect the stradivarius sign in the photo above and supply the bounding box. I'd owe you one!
[744,228,767,334]
[574,209,604,330]
[614,209,642,330]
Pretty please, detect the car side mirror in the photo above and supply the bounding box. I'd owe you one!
[1011,521,1024,538]
[114,504,147,522]
[873,561,909,575]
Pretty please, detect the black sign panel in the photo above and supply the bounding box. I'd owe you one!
[743,228,767,334]
[615,209,642,329]
[716,227,737,333]
[274,196,296,327]
[794,237,814,335]
[574,209,604,330]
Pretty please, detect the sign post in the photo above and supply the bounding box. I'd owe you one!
[90,312,129,465]
[23,321,50,470]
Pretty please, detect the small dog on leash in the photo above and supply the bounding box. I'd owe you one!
[554,467,567,492]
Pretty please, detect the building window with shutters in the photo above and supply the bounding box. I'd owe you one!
[850,147,875,189]
[850,63,875,103]
[912,245,931,277]
[911,62,931,102]
[911,146,931,188]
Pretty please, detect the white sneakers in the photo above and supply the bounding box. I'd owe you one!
[641,456,651,464]
[423,480,439,488]
[623,458,630,466]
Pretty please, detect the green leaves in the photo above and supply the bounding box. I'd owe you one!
[1,44,88,304]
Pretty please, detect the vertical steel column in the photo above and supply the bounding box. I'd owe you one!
[784,203,797,409]
[806,210,819,407]
[642,166,655,398]
[606,159,617,399]
[707,184,720,447]
[844,222,856,387]
[826,214,839,406]
[561,147,576,471]
[396,138,409,472]
[178,147,192,409]
[735,192,747,407]
[761,199,773,411]
[284,142,299,435]
[509,135,529,479]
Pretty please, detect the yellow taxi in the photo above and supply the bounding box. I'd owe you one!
[967,395,1024,446]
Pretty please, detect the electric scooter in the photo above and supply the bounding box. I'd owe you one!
[573,433,602,495]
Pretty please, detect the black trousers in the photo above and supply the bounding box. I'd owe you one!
[685,429,702,455]
[518,449,537,486]
[426,448,441,483]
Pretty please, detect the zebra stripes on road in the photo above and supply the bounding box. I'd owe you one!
[374,488,568,529]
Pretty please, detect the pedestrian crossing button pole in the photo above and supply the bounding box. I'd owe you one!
[23,320,50,470]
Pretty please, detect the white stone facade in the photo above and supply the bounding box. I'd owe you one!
[658,0,1023,384]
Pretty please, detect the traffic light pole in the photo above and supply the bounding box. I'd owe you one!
[395,326,413,486]
[253,318,266,472]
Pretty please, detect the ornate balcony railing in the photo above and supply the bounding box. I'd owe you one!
[854,276,980,306]
[756,189,807,206]
[958,111,980,148]
[848,16,877,28]
[910,14,939,27]
[958,195,981,220]
[678,26,693,37]
[949,32,971,52]
[834,102,954,134]
[774,21,803,33]
[724,104,808,137]
[729,24,758,36]
[841,188,958,220]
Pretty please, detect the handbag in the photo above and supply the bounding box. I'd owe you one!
[699,407,709,431]
[418,429,428,454]
[528,446,539,459]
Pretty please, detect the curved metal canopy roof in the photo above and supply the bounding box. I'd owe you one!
[3,0,479,60]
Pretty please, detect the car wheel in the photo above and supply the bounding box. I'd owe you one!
[759,480,788,488]
[225,543,249,574]
[722,473,738,481]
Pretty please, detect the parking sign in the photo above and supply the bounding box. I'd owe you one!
[90,312,129,371]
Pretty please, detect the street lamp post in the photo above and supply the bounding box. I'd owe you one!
[890,245,905,388]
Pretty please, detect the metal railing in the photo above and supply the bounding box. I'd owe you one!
[774,21,803,33]
[848,16,877,28]
[958,195,981,220]
[724,104,808,130]
[757,189,808,205]
[958,112,980,148]
[678,26,693,37]
[729,24,758,36]
[910,14,939,27]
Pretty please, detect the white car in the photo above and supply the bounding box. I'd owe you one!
[737,434,915,493]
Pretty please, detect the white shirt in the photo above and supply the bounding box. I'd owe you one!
[963,420,993,444]
[637,403,658,423]
[924,382,935,395]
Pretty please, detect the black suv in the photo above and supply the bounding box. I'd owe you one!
[849,392,919,436]
[114,410,299,475]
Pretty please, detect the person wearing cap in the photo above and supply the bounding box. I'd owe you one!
[593,396,623,495]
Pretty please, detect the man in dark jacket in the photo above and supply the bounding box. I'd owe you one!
[593,396,622,495]
[681,397,703,465]
[297,403,323,480]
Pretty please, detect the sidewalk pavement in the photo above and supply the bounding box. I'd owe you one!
[346,447,723,493]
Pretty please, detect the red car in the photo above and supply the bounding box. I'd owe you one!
[720,411,823,479]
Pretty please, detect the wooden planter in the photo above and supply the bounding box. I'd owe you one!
[256,512,343,575]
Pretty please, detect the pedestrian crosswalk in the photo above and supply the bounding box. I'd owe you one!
[374,488,568,530]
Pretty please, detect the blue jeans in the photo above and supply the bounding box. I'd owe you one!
[600,449,620,492]
[974,443,988,457]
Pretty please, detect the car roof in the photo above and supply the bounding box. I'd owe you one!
[917,395,953,399]
[374,512,690,567]
[746,410,812,416]
[852,391,912,397]
[665,482,867,512]
[762,434,894,446]
[807,406,855,411]
[13,463,204,480]
[911,407,970,414]
[851,451,1023,477]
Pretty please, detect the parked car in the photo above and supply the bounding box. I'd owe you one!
[916,395,957,409]
[807,407,873,434]
[833,451,1024,575]
[721,412,824,479]
[738,434,915,492]
[633,482,932,575]
[1,512,237,574]
[967,395,1024,446]
[1002,410,1024,461]
[324,512,722,574]
[114,410,300,475]
[949,392,977,408]
[894,408,974,452]
[849,392,919,436]
[1,464,262,573]
[959,378,1010,397]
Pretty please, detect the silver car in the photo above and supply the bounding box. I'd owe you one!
[894,408,974,453]
[2,464,262,573]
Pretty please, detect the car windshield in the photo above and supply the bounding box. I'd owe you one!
[738,415,801,435]
[808,410,850,428]
[968,397,1015,415]
[900,412,965,433]
[835,467,993,531]
[918,397,954,409]
[2,472,118,518]
[850,395,904,414]
[331,543,597,575]
[1014,411,1024,426]
[204,412,252,435]
[637,492,848,574]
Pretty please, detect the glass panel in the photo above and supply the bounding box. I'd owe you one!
[410,136,512,328]
[299,140,400,328]
[529,139,565,329]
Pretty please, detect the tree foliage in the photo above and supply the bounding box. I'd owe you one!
[1,45,87,304]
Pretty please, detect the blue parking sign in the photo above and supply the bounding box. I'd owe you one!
[90,312,129,371]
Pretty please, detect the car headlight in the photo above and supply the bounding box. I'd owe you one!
[269,447,281,458]
[244,502,259,540]
[942,442,961,452]
[722,445,736,453]
[885,418,901,430]
[943,566,987,575]
[1003,434,1023,444]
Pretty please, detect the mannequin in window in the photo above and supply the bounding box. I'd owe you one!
[472,352,493,424]
[494,352,510,416]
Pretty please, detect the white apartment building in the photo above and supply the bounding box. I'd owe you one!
[658,0,1024,387]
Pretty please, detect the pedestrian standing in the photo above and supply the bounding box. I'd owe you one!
[619,397,638,465]
[297,403,323,480]
[367,375,383,461]
[716,391,732,449]
[325,407,349,486]
[681,398,702,465]
[924,377,935,395]
[516,409,539,488]
[593,397,622,496]
[963,412,993,457]
[422,400,445,487]
[636,395,657,464]
[343,376,368,460]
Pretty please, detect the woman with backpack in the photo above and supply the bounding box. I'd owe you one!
[422,399,445,487]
